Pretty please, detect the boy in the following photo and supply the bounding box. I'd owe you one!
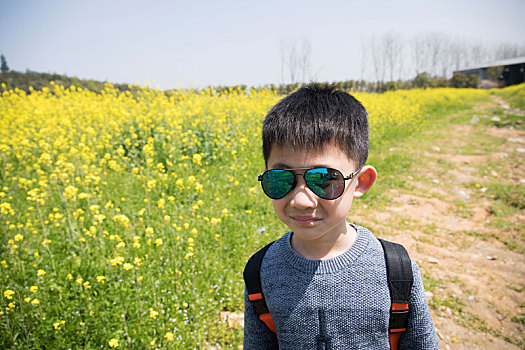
[243,83,438,349]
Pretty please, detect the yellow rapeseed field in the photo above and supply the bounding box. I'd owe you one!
[0,82,489,348]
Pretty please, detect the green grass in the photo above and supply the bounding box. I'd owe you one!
[493,83,525,109]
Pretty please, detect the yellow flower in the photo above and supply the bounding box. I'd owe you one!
[14,234,24,241]
[4,290,15,299]
[109,256,124,266]
[154,238,163,246]
[96,276,106,283]
[30,286,38,293]
[195,182,203,192]
[146,179,156,189]
[78,192,91,199]
[164,332,174,341]
[149,309,159,319]
[63,185,78,199]
[94,213,106,223]
[37,269,46,277]
[31,298,40,306]
[123,263,134,271]
[108,338,119,348]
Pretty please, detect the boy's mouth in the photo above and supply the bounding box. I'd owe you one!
[290,215,321,225]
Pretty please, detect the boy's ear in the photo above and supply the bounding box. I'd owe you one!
[353,165,377,198]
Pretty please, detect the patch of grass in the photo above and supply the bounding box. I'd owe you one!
[475,231,490,241]
[507,283,524,293]
[493,84,525,109]
[417,236,435,245]
[429,294,464,315]
[451,199,475,218]
[487,183,525,210]
[480,106,525,129]
[422,273,445,293]
[422,223,439,235]
[458,237,474,250]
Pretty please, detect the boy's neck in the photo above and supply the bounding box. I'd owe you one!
[290,222,357,261]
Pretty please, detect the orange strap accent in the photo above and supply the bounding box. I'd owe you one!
[389,303,409,350]
[259,313,277,333]
[392,302,409,311]
[248,293,263,301]
[389,332,402,350]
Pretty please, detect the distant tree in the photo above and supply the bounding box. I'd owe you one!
[279,38,313,85]
[1,54,9,72]
[450,72,469,88]
[467,74,480,88]
[382,32,403,82]
[486,66,504,81]
[413,72,432,88]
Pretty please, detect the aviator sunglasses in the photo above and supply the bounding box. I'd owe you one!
[258,167,360,200]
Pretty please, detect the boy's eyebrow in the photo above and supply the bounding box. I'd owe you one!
[269,162,291,169]
[269,163,334,169]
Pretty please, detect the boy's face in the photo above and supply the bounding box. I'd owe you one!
[266,143,359,244]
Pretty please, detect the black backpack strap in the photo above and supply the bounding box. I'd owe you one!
[243,241,277,333]
[378,238,414,350]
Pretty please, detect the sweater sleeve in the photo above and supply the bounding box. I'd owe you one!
[243,287,278,350]
[399,260,440,349]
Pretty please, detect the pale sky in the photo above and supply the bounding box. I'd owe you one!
[1,0,524,89]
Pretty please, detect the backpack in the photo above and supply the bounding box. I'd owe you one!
[243,238,413,350]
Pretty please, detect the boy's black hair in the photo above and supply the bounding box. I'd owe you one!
[262,83,369,169]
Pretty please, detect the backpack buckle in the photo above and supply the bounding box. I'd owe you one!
[248,293,270,315]
[390,302,409,332]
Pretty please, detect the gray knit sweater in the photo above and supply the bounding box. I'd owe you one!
[243,225,439,349]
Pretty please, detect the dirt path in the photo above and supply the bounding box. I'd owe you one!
[353,97,525,349]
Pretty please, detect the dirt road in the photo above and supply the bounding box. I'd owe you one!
[352,98,524,349]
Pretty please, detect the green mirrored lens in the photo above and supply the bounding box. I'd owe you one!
[305,168,344,199]
[262,170,295,199]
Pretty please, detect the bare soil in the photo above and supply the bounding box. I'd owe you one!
[353,98,525,349]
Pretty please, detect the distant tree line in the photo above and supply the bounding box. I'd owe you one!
[0,49,490,97]
[253,72,480,95]
[0,69,133,94]
[277,32,524,86]
[360,32,524,83]
[0,68,481,97]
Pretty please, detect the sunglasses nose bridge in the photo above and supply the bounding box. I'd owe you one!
[288,177,319,208]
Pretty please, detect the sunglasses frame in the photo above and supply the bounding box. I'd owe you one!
[258,167,360,200]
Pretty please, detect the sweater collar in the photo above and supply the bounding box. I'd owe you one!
[280,224,371,274]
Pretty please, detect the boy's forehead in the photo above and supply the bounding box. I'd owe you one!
[267,143,356,169]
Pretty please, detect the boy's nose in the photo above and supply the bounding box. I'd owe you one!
[289,180,317,209]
